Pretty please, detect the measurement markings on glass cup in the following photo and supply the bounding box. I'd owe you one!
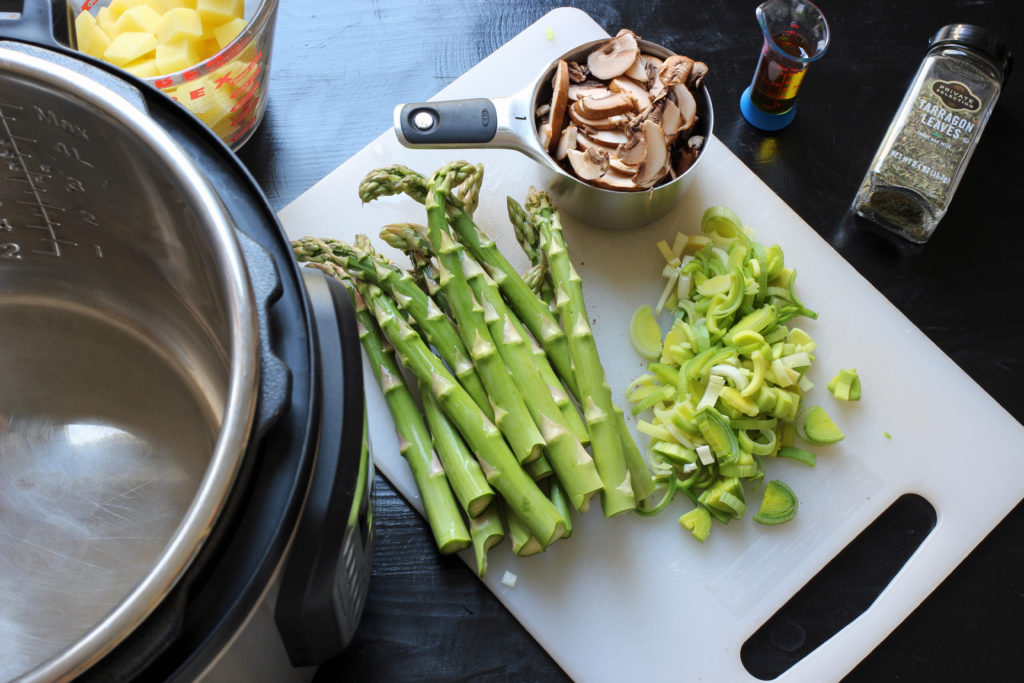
[0,101,104,260]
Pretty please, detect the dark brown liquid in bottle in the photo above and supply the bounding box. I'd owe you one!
[750,30,813,114]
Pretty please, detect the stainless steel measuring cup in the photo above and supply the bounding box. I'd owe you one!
[393,37,714,230]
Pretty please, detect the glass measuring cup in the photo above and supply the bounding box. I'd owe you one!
[739,0,830,131]
[69,0,279,150]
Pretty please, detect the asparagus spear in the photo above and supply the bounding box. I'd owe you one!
[468,503,505,577]
[525,189,646,517]
[361,280,566,545]
[292,235,492,418]
[358,163,577,398]
[505,501,546,557]
[381,221,603,512]
[340,268,470,554]
[419,382,495,518]
[424,170,545,465]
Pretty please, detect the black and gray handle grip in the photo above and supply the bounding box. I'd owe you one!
[394,99,498,147]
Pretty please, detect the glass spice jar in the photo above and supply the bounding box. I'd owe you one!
[851,25,1012,243]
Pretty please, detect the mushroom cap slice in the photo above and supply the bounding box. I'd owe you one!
[567,146,610,180]
[590,168,643,191]
[568,102,629,131]
[588,128,631,147]
[688,61,709,89]
[658,55,695,87]
[633,119,669,189]
[587,29,640,80]
[578,92,633,118]
[567,81,612,102]
[650,97,683,143]
[608,76,652,111]
[555,124,578,161]
[671,84,698,131]
[547,59,571,153]
[624,54,648,83]
[614,125,648,167]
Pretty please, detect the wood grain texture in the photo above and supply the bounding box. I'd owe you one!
[235,1,1023,680]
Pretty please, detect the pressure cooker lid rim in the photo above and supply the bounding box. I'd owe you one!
[0,44,262,682]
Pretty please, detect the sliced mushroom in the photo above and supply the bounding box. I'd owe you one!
[567,81,612,102]
[555,124,578,161]
[608,76,652,111]
[643,54,664,83]
[547,60,571,153]
[633,119,669,189]
[657,55,695,87]
[649,97,683,143]
[587,29,640,80]
[567,146,609,180]
[614,127,647,167]
[578,92,632,118]
[590,168,643,191]
[624,54,648,83]
[688,61,708,89]
[568,102,630,130]
[538,121,552,150]
[535,103,551,118]
[589,128,630,147]
[671,84,698,131]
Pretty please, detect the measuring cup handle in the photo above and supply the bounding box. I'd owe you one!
[0,0,58,47]
[394,99,498,147]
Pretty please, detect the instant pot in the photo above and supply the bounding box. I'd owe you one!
[0,2,373,680]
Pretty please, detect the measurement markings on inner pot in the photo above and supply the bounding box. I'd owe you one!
[0,101,104,260]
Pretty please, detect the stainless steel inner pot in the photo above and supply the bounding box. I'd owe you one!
[393,36,714,230]
[0,43,259,680]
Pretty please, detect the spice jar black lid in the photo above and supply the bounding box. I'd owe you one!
[929,24,1013,84]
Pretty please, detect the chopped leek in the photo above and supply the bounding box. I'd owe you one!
[625,206,858,542]
[629,304,663,361]
[800,406,845,445]
[753,480,798,525]
[827,368,862,401]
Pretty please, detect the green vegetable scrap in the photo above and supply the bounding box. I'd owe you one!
[827,368,862,401]
[626,206,850,541]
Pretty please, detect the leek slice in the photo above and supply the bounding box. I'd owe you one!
[800,406,845,445]
[678,507,712,542]
[629,304,663,360]
[753,480,798,525]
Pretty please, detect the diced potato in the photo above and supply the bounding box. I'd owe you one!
[108,0,148,18]
[74,11,113,60]
[175,76,231,128]
[198,38,221,60]
[115,5,163,35]
[151,0,198,12]
[96,7,120,38]
[212,16,246,49]
[122,56,160,78]
[155,7,203,44]
[156,39,202,74]
[196,0,245,28]
[103,31,157,67]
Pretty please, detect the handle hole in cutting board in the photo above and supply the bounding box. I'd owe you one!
[741,493,936,680]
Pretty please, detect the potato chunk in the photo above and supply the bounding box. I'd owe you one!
[104,31,158,67]
[156,8,203,44]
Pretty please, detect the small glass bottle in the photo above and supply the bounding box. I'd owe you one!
[852,25,1012,243]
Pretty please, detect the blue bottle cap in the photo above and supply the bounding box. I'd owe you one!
[739,85,797,131]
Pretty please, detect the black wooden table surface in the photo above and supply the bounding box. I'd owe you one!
[236,2,1023,680]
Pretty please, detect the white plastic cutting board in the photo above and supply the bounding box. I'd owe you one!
[278,8,1024,682]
